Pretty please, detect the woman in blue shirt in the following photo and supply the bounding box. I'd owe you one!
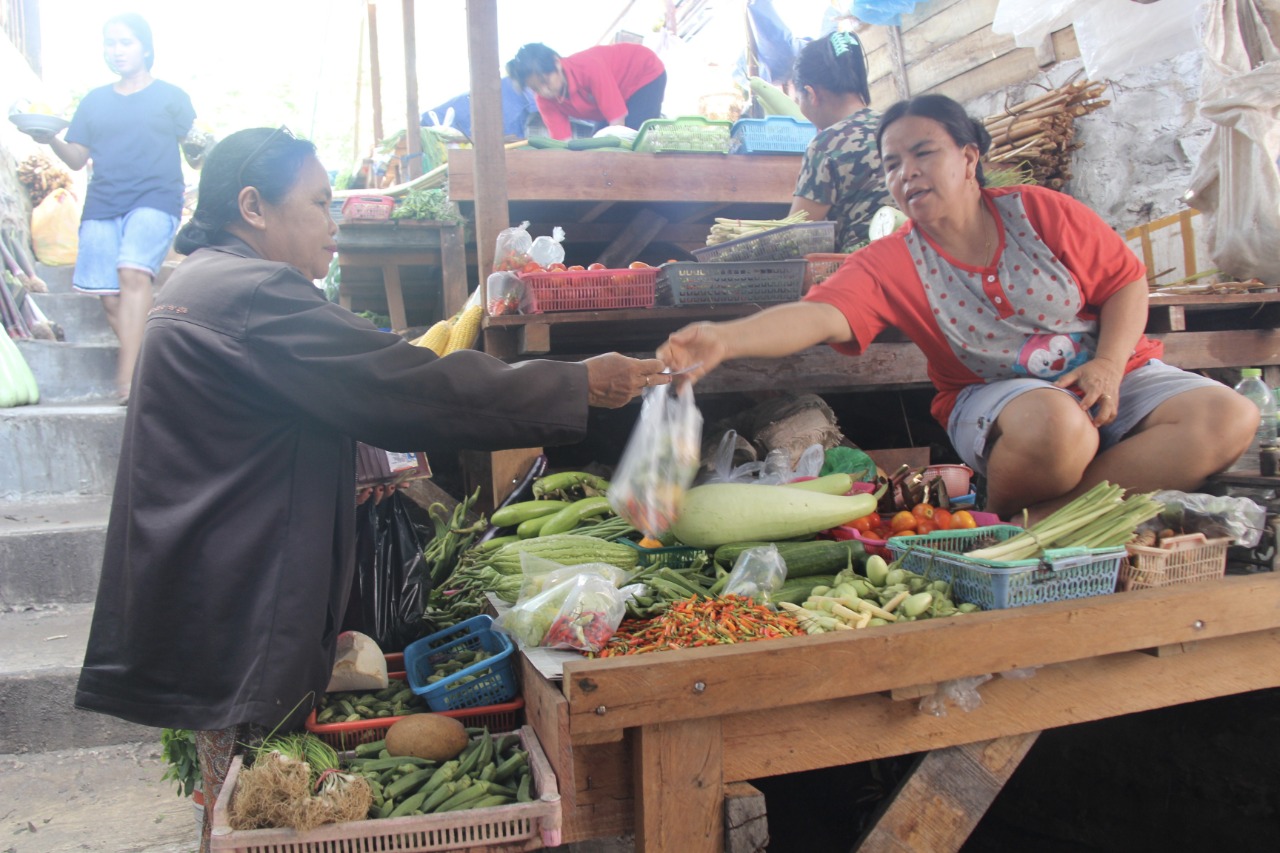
[32,13,197,404]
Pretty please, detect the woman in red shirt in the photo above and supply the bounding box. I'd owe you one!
[506,42,666,141]
[659,94,1257,520]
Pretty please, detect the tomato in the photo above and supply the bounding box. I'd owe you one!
[520,260,544,274]
[931,509,953,530]
[951,510,977,529]
[915,519,938,535]
[587,262,606,270]
[872,527,891,541]
[567,264,585,271]
[628,261,651,269]
[548,262,567,272]
[890,510,918,533]
[911,502,935,520]
[850,512,881,533]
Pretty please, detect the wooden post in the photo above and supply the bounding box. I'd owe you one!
[888,25,910,101]
[401,0,423,180]
[367,1,383,143]
[633,717,725,852]
[466,0,511,296]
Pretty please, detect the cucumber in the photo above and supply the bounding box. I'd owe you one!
[713,540,866,578]
[490,499,572,528]
[773,574,838,605]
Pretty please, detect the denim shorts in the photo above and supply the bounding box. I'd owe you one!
[946,359,1224,476]
[73,208,179,294]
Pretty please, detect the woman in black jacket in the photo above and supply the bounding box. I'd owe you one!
[74,126,668,850]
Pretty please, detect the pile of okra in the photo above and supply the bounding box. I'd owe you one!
[346,728,533,817]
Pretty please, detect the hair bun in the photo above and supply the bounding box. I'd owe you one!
[173,219,213,255]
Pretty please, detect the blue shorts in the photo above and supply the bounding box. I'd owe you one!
[73,208,179,295]
[946,359,1224,477]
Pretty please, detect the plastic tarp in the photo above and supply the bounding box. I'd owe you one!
[1186,0,1280,285]
[746,0,800,83]
[851,0,921,28]
[991,0,1205,80]
[422,76,537,140]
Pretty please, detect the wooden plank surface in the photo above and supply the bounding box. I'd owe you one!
[448,149,802,205]
[633,717,724,853]
[853,733,1038,852]
[719,628,1280,779]
[561,573,1280,736]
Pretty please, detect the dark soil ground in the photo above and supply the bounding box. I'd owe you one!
[755,687,1280,853]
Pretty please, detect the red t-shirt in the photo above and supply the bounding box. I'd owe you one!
[804,185,1161,427]
[535,43,665,140]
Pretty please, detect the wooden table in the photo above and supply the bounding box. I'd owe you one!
[522,572,1280,851]
[335,220,468,332]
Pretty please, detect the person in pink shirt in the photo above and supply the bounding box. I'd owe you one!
[659,95,1257,521]
[507,42,666,141]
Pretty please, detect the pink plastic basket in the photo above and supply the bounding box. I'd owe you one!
[210,726,562,852]
[340,195,395,221]
[924,464,974,497]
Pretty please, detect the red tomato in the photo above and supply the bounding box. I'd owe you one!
[932,509,953,531]
[520,260,543,274]
[915,519,938,535]
[850,512,881,533]
[872,527,892,541]
[567,264,586,271]
[890,510,918,533]
[911,502,935,520]
[587,262,606,270]
[951,510,977,529]
[628,261,651,269]
[548,262,567,272]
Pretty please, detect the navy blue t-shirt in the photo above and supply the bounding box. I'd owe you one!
[66,80,195,221]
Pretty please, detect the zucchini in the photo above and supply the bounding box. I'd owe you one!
[713,540,866,578]
[567,136,625,150]
[537,496,613,536]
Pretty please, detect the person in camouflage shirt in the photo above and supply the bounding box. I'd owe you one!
[790,32,895,251]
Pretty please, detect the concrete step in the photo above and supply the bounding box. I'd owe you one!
[0,496,109,608]
[0,605,157,754]
[0,403,124,499]
[0,741,196,852]
[31,291,115,345]
[15,338,117,402]
[33,262,75,293]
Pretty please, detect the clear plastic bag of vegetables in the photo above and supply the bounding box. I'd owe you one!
[721,544,788,604]
[495,561,627,653]
[608,381,703,542]
[517,552,633,601]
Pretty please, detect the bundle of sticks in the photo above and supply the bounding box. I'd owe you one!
[982,80,1109,190]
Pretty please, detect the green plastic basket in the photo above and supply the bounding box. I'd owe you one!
[618,538,708,570]
[633,116,732,153]
[887,525,1124,610]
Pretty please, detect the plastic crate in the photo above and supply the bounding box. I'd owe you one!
[633,116,732,153]
[1120,533,1230,590]
[730,116,817,154]
[340,195,396,221]
[518,267,657,313]
[886,525,1125,610]
[618,538,708,570]
[305,697,526,750]
[692,221,836,263]
[210,726,562,852]
[657,260,807,306]
[803,253,850,291]
[404,615,518,712]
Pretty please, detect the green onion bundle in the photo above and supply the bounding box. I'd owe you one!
[967,482,1162,562]
[250,732,340,786]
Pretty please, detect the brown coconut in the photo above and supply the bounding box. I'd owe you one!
[385,713,469,761]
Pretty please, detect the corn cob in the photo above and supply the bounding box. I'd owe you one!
[414,319,453,355]
[442,304,483,355]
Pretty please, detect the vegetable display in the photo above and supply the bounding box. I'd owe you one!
[594,594,804,656]
[315,678,426,724]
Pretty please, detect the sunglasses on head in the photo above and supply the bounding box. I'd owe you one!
[237,125,296,187]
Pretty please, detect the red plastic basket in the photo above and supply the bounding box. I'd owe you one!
[340,195,395,221]
[518,267,658,312]
[304,696,525,750]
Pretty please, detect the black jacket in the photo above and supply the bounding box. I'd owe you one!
[75,237,588,730]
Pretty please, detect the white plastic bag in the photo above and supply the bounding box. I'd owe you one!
[608,381,703,541]
[529,226,566,268]
[492,220,533,273]
[495,567,627,653]
[722,544,788,604]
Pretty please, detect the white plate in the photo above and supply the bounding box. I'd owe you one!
[8,113,69,136]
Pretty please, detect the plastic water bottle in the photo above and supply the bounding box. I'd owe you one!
[1231,369,1276,472]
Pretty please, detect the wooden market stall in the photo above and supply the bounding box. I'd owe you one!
[426,1,1280,850]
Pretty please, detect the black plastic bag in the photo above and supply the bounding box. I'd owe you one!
[344,492,433,653]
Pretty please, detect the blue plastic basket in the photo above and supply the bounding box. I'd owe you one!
[886,525,1124,610]
[730,117,817,154]
[404,615,518,712]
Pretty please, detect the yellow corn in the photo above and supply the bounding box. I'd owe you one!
[442,304,483,355]
[415,319,453,355]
